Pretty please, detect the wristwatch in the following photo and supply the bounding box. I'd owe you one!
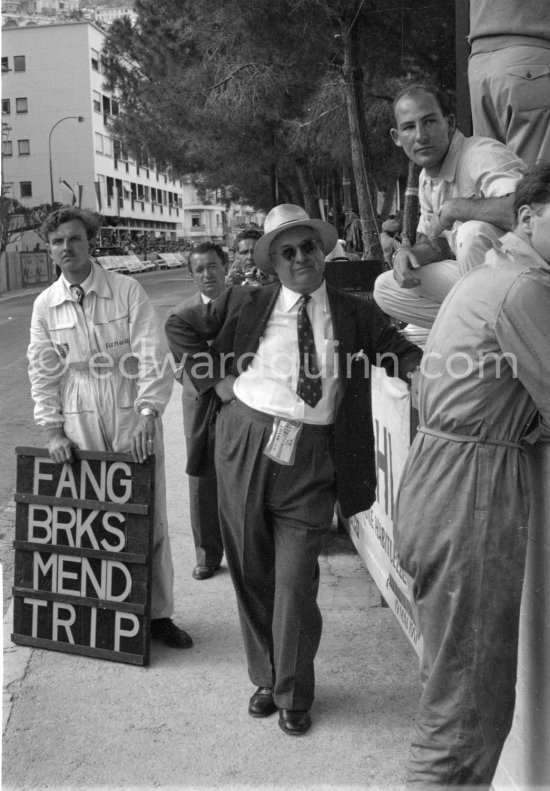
[139,406,158,417]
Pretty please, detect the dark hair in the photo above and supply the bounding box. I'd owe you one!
[235,228,263,246]
[392,83,454,121]
[40,206,101,242]
[513,163,550,218]
[188,242,227,271]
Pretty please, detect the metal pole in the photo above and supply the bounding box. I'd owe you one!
[48,115,85,205]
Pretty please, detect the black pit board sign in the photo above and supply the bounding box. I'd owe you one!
[12,447,155,666]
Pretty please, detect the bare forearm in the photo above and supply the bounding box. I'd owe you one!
[440,195,515,231]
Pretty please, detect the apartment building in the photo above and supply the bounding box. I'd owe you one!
[2,21,261,245]
[83,5,137,26]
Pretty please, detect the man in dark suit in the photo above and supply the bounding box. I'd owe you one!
[175,242,227,580]
[165,205,421,736]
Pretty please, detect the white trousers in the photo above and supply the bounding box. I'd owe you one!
[373,222,505,328]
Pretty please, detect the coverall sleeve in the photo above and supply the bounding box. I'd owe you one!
[495,270,550,432]
[128,280,174,416]
[27,294,66,429]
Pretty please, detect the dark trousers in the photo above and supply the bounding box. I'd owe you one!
[188,472,223,567]
[215,399,337,710]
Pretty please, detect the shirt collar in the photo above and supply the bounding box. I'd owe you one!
[280,280,328,312]
[62,263,94,293]
[51,261,113,306]
[423,129,464,184]
[495,231,550,269]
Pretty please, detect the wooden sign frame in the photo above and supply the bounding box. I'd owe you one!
[12,447,155,666]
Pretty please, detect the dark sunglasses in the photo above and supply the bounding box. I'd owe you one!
[271,238,322,262]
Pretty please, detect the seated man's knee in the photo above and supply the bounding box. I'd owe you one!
[455,221,503,274]
[373,271,395,312]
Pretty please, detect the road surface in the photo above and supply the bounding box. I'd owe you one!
[0,267,195,613]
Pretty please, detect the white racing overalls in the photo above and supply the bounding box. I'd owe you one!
[28,263,175,618]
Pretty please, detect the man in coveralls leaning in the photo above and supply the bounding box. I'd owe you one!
[394,164,550,787]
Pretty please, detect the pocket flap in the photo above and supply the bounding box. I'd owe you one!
[507,64,550,81]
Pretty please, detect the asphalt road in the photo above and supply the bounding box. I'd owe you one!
[0,267,195,613]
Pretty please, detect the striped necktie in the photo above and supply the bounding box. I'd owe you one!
[71,284,85,305]
[296,295,322,407]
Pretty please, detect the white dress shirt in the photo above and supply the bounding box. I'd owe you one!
[234,281,338,424]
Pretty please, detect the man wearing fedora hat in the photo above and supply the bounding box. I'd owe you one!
[165,204,422,735]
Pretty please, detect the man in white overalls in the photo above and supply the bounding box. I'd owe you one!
[28,206,191,649]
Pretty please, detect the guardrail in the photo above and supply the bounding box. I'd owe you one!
[95,255,158,275]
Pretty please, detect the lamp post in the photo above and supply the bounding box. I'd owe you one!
[48,115,84,205]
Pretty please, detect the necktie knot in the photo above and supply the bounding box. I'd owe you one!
[71,285,85,305]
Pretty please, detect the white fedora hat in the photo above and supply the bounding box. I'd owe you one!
[254,204,338,271]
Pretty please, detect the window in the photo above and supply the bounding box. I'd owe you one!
[93,91,101,113]
[1,57,8,73]
[191,214,201,227]
[15,97,28,114]
[2,99,10,114]
[13,56,25,72]
[91,49,100,71]
[95,132,103,153]
[20,181,32,198]
[18,139,30,155]
[103,136,113,157]
[111,99,119,116]
[3,141,13,157]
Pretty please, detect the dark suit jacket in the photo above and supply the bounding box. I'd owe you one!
[165,282,421,518]
[173,290,221,476]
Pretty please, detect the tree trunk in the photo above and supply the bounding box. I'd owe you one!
[295,157,320,218]
[270,162,279,207]
[332,169,345,237]
[341,22,383,261]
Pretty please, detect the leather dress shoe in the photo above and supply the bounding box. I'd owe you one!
[150,618,193,648]
[248,687,278,718]
[278,709,311,735]
[192,564,220,581]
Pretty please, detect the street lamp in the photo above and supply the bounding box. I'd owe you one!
[48,115,84,205]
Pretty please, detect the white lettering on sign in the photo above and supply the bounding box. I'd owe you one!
[55,464,79,499]
[32,552,132,602]
[114,612,140,652]
[101,512,125,551]
[32,458,133,504]
[21,599,140,651]
[33,457,56,494]
[53,602,76,643]
[106,462,132,503]
[27,504,126,551]
[24,597,48,636]
[89,607,97,649]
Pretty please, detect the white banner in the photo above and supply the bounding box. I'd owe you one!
[347,366,422,655]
